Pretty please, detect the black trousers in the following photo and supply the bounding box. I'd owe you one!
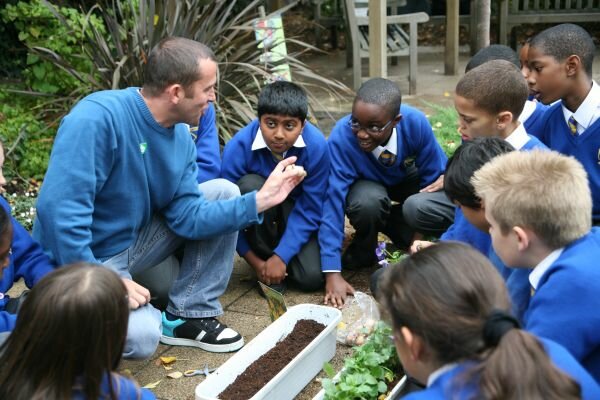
[238,174,324,292]
[345,165,454,263]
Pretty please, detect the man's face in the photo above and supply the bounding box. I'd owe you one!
[350,100,399,153]
[485,205,520,267]
[178,58,217,126]
[259,114,304,155]
[454,95,499,141]
[527,46,567,105]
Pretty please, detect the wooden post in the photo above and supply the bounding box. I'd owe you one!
[369,0,387,78]
[445,0,459,75]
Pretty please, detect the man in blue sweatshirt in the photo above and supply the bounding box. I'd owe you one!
[33,37,306,359]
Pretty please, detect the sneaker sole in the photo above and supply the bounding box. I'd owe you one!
[159,335,244,353]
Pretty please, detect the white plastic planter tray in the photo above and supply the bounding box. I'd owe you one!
[312,371,407,400]
[195,304,342,400]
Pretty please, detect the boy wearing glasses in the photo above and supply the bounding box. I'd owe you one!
[320,78,452,307]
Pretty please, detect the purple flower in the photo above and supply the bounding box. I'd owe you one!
[375,241,386,260]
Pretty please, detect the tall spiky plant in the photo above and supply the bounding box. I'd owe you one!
[33,0,350,141]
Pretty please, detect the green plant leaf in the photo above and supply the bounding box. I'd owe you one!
[323,362,336,378]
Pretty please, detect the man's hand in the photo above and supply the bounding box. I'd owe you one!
[324,272,355,309]
[409,240,435,254]
[122,278,151,310]
[256,157,307,213]
[420,174,444,193]
[262,254,287,285]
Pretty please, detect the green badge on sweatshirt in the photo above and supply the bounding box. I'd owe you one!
[139,142,147,154]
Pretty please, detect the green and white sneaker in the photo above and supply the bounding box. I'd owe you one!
[160,312,244,353]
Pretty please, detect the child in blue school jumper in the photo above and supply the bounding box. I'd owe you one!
[320,78,451,308]
[221,81,327,293]
[0,142,55,333]
[473,149,600,382]
[412,60,546,257]
[465,43,548,137]
[191,102,221,183]
[377,242,600,400]
[527,24,600,224]
[0,264,156,399]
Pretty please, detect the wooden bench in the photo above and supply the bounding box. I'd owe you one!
[344,0,429,94]
[498,0,600,47]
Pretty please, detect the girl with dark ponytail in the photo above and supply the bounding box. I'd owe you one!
[378,242,600,400]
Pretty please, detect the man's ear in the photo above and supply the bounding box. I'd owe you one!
[165,84,184,104]
[394,113,403,124]
[513,226,531,252]
[496,111,514,129]
[565,54,581,77]
[401,326,424,362]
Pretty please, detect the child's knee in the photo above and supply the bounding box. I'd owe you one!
[237,174,265,194]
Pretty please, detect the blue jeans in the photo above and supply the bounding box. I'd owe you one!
[102,179,240,358]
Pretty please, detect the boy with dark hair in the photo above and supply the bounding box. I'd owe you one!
[321,78,452,307]
[465,44,547,136]
[473,150,600,381]
[221,81,327,293]
[527,23,600,224]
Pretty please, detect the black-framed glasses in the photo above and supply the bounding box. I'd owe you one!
[348,118,395,135]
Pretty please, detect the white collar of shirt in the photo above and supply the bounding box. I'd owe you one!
[518,100,537,124]
[251,126,306,155]
[427,363,458,387]
[504,123,529,150]
[562,80,600,135]
[529,248,564,290]
[371,127,398,159]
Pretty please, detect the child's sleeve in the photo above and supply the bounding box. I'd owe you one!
[0,197,55,288]
[319,123,358,272]
[194,103,221,184]
[274,131,329,264]
[0,311,16,333]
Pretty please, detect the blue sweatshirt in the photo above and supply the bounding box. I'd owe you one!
[221,120,329,264]
[402,338,600,399]
[0,196,55,332]
[72,373,155,400]
[534,103,600,220]
[33,88,262,266]
[193,103,221,183]
[524,228,600,381]
[319,105,447,271]
[522,100,548,137]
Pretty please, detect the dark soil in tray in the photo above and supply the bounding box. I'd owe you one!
[219,319,326,400]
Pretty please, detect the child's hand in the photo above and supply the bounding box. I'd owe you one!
[410,240,435,254]
[324,272,355,309]
[122,278,150,309]
[262,254,287,285]
[420,174,444,192]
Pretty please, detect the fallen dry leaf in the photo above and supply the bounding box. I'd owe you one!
[143,380,162,389]
[167,371,184,379]
[160,356,177,365]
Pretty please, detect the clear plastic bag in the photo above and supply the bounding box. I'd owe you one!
[336,291,380,346]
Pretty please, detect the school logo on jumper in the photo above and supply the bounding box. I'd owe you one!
[139,142,147,155]
[403,155,416,168]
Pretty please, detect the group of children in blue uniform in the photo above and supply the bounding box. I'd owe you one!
[0,21,599,399]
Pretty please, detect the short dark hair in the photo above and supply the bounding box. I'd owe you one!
[257,81,308,121]
[456,60,529,118]
[465,44,519,73]
[530,23,595,77]
[0,206,9,240]
[355,78,402,119]
[0,264,130,399]
[444,137,515,208]
[143,37,216,96]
